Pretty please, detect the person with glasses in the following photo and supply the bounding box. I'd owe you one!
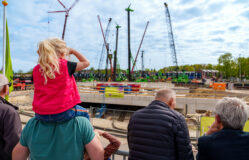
[0,74,21,160]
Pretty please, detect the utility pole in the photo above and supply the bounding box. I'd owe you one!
[125,4,134,81]
[113,24,121,81]
[141,50,145,77]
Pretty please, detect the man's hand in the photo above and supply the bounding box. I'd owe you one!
[206,120,222,135]
[95,130,104,136]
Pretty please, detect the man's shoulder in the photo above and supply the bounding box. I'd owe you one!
[74,116,90,124]
[0,102,18,115]
[25,117,91,133]
[131,102,184,123]
[198,129,249,143]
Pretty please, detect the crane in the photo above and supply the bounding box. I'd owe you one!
[113,24,121,81]
[48,0,79,40]
[131,21,149,74]
[164,2,178,72]
[97,18,112,78]
[125,4,134,81]
[97,15,113,81]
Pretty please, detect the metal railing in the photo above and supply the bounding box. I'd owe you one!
[111,150,129,160]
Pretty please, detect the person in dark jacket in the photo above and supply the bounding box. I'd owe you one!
[0,74,21,160]
[128,89,193,160]
[197,97,249,160]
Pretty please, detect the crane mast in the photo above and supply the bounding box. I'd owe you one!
[97,17,112,80]
[164,2,178,70]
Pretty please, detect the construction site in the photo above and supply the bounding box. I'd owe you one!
[6,1,249,159]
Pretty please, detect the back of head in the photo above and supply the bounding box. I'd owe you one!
[37,38,62,83]
[155,89,176,106]
[48,37,68,58]
[0,74,8,93]
[215,97,248,130]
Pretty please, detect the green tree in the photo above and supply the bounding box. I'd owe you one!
[217,53,236,78]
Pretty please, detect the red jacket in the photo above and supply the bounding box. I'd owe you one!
[32,59,81,115]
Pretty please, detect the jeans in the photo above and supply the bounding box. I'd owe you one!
[35,105,89,123]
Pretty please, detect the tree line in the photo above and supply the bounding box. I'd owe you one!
[159,53,249,79]
[14,53,249,80]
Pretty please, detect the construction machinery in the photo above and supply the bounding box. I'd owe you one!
[97,16,113,81]
[164,2,179,73]
[48,0,79,40]
[125,4,134,81]
[97,18,112,79]
[131,21,149,75]
[113,24,121,81]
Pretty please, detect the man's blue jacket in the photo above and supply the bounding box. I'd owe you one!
[128,100,193,160]
[197,128,249,160]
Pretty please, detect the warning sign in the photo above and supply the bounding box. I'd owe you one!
[105,87,124,98]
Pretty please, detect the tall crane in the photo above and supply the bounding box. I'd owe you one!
[48,0,79,40]
[97,16,113,81]
[164,2,178,71]
[131,21,149,74]
[97,18,112,77]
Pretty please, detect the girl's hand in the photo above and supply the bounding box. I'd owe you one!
[68,48,73,55]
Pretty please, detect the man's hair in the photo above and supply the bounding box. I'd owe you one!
[215,97,248,130]
[0,74,8,93]
[155,89,176,103]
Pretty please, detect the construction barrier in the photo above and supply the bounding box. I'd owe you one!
[128,84,141,92]
[105,87,124,98]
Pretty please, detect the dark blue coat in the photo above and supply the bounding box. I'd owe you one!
[197,128,249,160]
[128,100,193,160]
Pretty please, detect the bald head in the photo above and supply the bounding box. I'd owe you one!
[155,89,176,109]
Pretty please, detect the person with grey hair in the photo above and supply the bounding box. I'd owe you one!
[197,97,249,160]
[0,74,21,160]
[128,89,193,160]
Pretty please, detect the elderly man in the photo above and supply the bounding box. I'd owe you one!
[0,74,21,160]
[197,97,249,160]
[128,89,193,160]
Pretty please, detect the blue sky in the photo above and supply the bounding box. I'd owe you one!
[0,0,249,72]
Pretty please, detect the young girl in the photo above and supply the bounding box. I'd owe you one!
[32,37,90,122]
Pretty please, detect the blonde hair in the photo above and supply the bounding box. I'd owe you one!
[37,38,68,84]
[48,37,69,57]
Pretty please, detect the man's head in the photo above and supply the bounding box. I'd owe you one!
[215,97,248,130]
[0,74,9,97]
[155,89,176,109]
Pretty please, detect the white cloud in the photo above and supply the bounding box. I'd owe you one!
[0,0,248,72]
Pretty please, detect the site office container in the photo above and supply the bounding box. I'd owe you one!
[212,83,226,91]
